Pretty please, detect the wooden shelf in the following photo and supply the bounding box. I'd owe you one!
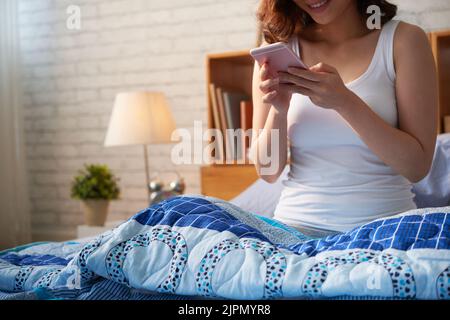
[203,50,257,199]
[205,50,255,163]
[200,164,258,201]
[206,51,254,128]
[430,30,450,133]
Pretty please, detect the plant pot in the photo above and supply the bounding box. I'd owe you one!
[81,200,110,226]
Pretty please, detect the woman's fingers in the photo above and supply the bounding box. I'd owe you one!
[287,67,322,82]
[262,90,277,104]
[260,62,268,80]
[259,78,279,93]
[278,72,319,90]
[278,84,314,97]
[262,83,315,105]
[260,62,275,81]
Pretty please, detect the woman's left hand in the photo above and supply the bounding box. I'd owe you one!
[277,63,355,112]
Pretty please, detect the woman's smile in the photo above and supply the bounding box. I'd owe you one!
[305,0,331,14]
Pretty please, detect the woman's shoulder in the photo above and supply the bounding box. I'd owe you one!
[392,21,435,79]
[394,21,429,53]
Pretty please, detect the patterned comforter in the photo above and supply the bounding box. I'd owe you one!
[0,195,449,300]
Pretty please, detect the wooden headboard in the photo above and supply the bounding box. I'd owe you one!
[200,165,259,200]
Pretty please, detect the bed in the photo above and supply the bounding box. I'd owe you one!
[0,134,449,300]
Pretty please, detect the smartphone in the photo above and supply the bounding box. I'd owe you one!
[250,42,307,74]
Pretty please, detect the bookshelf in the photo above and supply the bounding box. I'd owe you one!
[430,30,450,133]
[206,50,254,129]
[205,50,255,163]
[203,50,259,200]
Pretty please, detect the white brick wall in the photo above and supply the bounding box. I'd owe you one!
[18,0,450,241]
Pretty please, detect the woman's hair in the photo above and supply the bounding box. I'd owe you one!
[256,0,398,44]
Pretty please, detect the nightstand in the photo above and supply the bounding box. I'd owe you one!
[76,220,124,239]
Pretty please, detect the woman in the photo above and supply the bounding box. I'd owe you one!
[251,0,438,237]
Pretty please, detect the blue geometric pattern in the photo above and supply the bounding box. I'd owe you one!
[13,266,34,292]
[302,251,416,299]
[196,238,286,299]
[287,212,450,256]
[134,196,450,257]
[104,226,188,293]
[74,236,103,281]
[437,266,450,299]
[0,196,449,300]
[133,196,271,243]
[0,253,69,267]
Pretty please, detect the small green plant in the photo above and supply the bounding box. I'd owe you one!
[71,164,120,200]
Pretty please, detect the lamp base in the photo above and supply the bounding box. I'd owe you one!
[149,190,182,206]
[148,174,185,207]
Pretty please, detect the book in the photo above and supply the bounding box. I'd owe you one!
[223,91,249,161]
[240,100,253,131]
[215,87,228,138]
[209,83,221,132]
[240,100,253,161]
[223,91,248,130]
[208,83,223,161]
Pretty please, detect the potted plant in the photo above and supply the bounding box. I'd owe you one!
[71,164,120,226]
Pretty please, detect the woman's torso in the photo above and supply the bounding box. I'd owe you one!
[273,20,417,233]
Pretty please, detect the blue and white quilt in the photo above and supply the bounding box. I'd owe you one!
[1,195,449,300]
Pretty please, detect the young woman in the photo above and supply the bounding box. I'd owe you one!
[251,0,438,237]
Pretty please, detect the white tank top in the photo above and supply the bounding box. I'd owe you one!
[273,20,417,232]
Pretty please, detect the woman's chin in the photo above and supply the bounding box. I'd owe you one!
[309,15,336,26]
[302,0,346,26]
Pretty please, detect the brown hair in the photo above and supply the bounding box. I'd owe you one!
[256,0,398,44]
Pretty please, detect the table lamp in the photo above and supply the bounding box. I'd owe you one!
[104,92,177,203]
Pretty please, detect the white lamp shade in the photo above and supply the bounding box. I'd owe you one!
[104,92,176,147]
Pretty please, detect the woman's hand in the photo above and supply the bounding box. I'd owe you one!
[277,62,355,112]
[258,62,293,113]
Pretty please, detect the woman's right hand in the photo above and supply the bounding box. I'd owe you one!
[259,62,292,113]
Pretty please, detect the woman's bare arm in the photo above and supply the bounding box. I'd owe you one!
[276,23,438,183]
[250,59,290,183]
[337,23,438,182]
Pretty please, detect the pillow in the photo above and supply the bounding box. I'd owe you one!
[230,167,287,218]
[231,134,450,215]
[412,133,450,208]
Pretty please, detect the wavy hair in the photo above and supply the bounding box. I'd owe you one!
[256,0,398,44]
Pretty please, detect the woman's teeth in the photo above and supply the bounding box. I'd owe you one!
[309,0,328,9]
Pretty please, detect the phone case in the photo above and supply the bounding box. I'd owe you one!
[250,42,307,73]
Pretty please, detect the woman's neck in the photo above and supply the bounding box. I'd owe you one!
[305,4,368,44]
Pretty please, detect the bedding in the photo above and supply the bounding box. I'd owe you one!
[1,195,449,300]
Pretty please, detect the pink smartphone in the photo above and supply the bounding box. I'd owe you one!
[250,42,307,74]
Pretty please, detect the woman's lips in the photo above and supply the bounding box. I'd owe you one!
[306,0,331,13]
